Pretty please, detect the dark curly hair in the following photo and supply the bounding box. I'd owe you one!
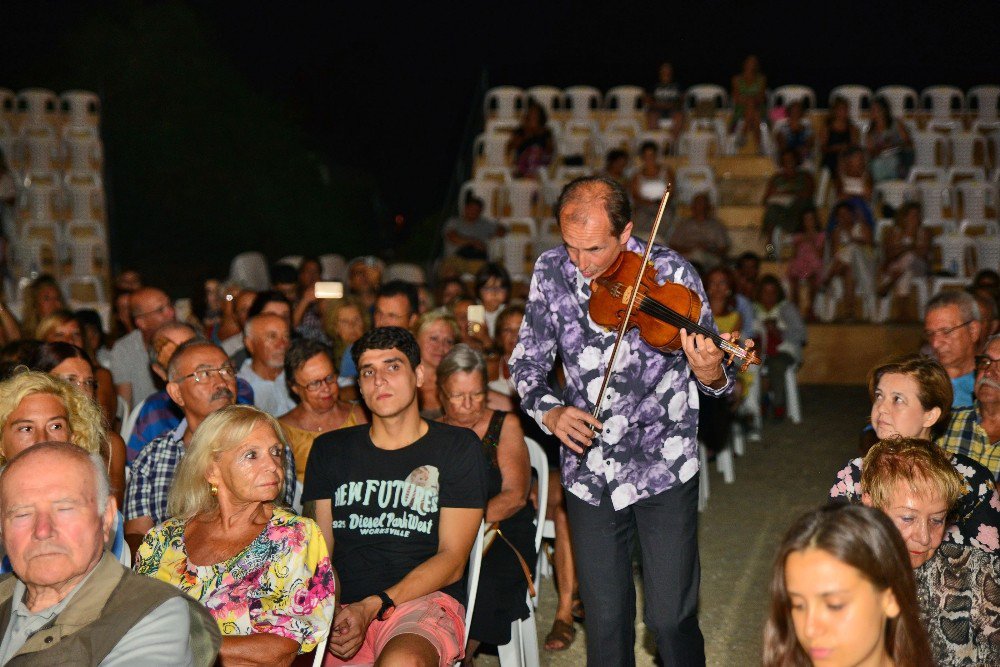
[351,326,420,371]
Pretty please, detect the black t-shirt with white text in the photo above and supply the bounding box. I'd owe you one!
[302,421,489,605]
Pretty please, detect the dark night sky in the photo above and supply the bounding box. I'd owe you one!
[4,1,999,234]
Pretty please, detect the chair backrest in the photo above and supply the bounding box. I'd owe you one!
[484,86,525,121]
[605,85,645,115]
[874,85,918,118]
[120,397,147,441]
[563,86,601,120]
[319,253,347,282]
[383,262,426,285]
[771,85,816,111]
[60,90,101,127]
[921,86,964,120]
[523,437,549,553]
[684,84,728,111]
[463,522,487,645]
[16,88,59,129]
[967,85,1000,123]
[526,86,562,116]
[228,251,270,291]
[829,85,873,121]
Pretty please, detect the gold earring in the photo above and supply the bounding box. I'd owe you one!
[210,484,218,496]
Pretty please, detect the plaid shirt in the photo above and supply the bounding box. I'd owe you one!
[938,403,1000,481]
[125,419,297,524]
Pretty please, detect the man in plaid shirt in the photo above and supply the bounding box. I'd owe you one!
[124,340,296,554]
[938,334,1000,480]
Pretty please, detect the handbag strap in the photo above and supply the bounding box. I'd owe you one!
[485,525,536,599]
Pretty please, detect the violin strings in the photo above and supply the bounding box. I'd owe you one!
[633,294,749,357]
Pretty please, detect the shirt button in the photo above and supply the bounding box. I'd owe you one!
[43,636,53,644]
[605,460,613,468]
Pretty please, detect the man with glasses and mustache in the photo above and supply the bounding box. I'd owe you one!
[110,287,177,407]
[939,334,1000,481]
[123,340,296,555]
[923,291,982,408]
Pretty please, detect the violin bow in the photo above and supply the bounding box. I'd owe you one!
[590,186,673,422]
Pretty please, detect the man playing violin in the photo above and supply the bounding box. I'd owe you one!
[510,175,734,666]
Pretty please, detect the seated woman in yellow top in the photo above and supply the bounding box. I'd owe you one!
[278,338,367,482]
[134,405,337,666]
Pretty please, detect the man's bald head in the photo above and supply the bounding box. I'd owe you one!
[1,441,110,516]
[555,175,633,236]
[129,287,176,338]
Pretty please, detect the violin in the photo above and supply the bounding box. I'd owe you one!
[585,185,760,422]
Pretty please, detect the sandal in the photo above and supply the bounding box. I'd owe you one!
[571,595,586,622]
[544,619,577,651]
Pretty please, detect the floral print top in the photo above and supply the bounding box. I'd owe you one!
[510,236,732,510]
[830,453,1000,553]
[134,507,336,653]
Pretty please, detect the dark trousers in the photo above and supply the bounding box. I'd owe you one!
[566,475,705,667]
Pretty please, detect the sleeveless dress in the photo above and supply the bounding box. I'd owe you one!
[282,404,364,481]
[468,410,538,646]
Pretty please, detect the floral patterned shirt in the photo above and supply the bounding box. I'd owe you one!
[830,453,1000,553]
[510,237,732,509]
[134,507,336,653]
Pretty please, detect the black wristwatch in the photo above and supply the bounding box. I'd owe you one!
[376,591,395,621]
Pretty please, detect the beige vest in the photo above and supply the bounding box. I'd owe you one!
[0,551,220,666]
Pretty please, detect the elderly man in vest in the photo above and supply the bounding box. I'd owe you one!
[0,442,220,666]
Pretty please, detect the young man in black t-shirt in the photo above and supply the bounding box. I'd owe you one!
[303,326,488,665]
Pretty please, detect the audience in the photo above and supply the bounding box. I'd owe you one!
[219,288,256,356]
[761,149,815,242]
[302,327,488,665]
[294,256,331,345]
[110,287,176,406]
[0,442,221,665]
[923,290,981,408]
[830,354,999,551]
[18,274,65,343]
[338,280,419,389]
[822,201,875,321]
[436,345,535,662]
[819,97,860,176]
[785,207,825,320]
[135,405,336,664]
[506,100,554,179]
[238,313,295,417]
[762,503,933,667]
[125,340,295,553]
[278,338,367,483]
[441,197,501,280]
[700,267,741,453]
[645,61,682,130]
[878,202,931,305]
[346,255,385,313]
[730,55,767,126]
[474,263,511,338]
[668,192,730,271]
[859,438,1000,666]
[602,148,630,187]
[867,97,913,183]
[938,333,1000,480]
[773,101,814,168]
[753,276,806,420]
[414,311,460,420]
[629,140,674,240]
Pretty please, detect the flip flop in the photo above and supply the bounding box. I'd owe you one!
[544,619,577,651]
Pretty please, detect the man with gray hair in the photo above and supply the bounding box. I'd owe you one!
[125,340,296,554]
[924,290,982,408]
[238,313,295,417]
[939,333,1000,480]
[0,442,220,665]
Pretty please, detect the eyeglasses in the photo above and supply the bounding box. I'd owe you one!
[58,375,97,391]
[445,390,487,404]
[975,355,1000,373]
[922,320,973,341]
[175,364,236,384]
[297,374,337,392]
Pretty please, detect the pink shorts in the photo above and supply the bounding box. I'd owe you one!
[323,591,466,666]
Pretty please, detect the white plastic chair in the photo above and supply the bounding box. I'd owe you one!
[16,88,59,129]
[120,397,146,441]
[698,444,710,512]
[227,252,270,291]
[955,181,996,223]
[20,180,61,221]
[932,229,976,277]
[383,263,426,285]
[21,135,61,173]
[785,365,803,424]
[970,221,1000,274]
[829,85,873,121]
[872,180,913,216]
[63,133,103,174]
[876,276,928,324]
[473,132,510,169]
[319,254,347,282]
[634,130,672,156]
[675,165,718,206]
[462,523,487,651]
[526,86,562,116]
[771,85,816,111]
[684,84,728,112]
[605,85,645,116]
[921,86,964,121]
[60,90,101,128]
[677,131,719,166]
[874,86,918,118]
[485,87,525,121]
[949,132,988,170]
[277,255,302,269]
[502,180,539,218]
[563,86,601,121]
[967,85,1000,124]
[497,437,548,667]
[912,131,948,169]
[458,179,502,219]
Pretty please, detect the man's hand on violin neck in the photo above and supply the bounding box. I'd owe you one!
[680,328,727,388]
[543,406,603,454]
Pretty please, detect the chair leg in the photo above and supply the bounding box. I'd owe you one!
[732,420,745,456]
[497,615,525,667]
[698,444,710,511]
[716,446,735,484]
[520,604,540,667]
[786,366,802,424]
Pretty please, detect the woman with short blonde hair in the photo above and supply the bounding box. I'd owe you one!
[136,405,336,665]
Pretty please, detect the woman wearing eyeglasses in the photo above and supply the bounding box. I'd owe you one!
[279,339,367,483]
[26,341,128,508]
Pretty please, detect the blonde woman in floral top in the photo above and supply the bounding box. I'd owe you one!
[135,405,336,666]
